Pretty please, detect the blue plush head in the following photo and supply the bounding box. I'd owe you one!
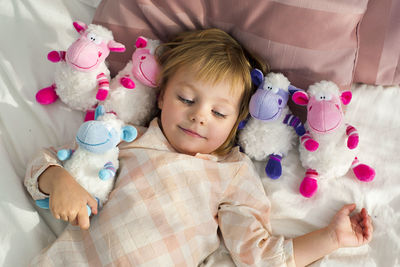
[76,106,137,154]
[249,69,299,121]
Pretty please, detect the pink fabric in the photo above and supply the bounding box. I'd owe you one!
[25,119,296,266]
[35,84,58,105]
[351,158,375,182]
[354,0,400,86]
[92,0,368,89]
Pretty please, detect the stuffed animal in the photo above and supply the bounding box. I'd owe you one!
[292,80,375,198]
[103,36,161,126]
[35,21,125,121]
[35,106,138,215]
[238,69,305,179]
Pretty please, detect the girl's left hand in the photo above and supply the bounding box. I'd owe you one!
[327,203,373,248]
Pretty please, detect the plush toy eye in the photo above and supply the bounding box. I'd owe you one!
[87,33,102,44]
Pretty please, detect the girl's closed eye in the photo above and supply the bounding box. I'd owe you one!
[212,110,226,118]
[178,95,194,105]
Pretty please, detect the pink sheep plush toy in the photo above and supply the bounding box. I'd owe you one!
[35,21,125,121]
[103,36,161,126]
[292,81,375,198]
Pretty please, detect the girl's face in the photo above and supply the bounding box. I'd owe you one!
[158,68,241,156]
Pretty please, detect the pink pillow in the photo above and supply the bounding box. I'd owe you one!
[354,0,400,86]
[92,0,368,90]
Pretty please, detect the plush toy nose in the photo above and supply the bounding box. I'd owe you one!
[249,89,283,121]
[66,40,100,70]
[308,101,342,133]
[76,121,115,153]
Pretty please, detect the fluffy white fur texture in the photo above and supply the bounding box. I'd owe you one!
[104,60,159,125]
[54,62,110,111]
[239,106,296,160]
[299,81,357,179]
[63,113,124,205]
[54,24,114,111]
[299,123,358,180]
[238,72,297,161]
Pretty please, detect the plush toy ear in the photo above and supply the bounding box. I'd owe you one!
[340,91,352,105]
[288,85,303,95]
[108,40,126,52]
[121,125,138,142]
[94,105,105,120]
[292,91,309,106]
[136,36,148,48]
[250,68,264,87]
[73,21,87,34]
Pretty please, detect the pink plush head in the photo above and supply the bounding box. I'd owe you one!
[65,21,125,72]
[292,81,352,134]
[130,36,160,87]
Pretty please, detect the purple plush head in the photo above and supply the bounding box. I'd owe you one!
[249,70,290,121]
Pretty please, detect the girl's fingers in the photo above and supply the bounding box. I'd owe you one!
[77,206,90,230]
[87,196,98,215]
[339,203,356,216]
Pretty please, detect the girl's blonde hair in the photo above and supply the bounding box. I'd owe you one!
[157,28,267,155]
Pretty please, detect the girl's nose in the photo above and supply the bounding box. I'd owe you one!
[189,107,206,125]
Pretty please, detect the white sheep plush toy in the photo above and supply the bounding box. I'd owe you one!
[35,21,126,121]
[35,106,137,215]
[104,36,161,126]
[238,69,305,179]
[292,80,375,198]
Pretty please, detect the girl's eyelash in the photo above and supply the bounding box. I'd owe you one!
[213,110,226,118]
[178,95,194,104]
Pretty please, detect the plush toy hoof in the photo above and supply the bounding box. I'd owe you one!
[120,77,136,89]
[47,51,61,62]
[304,139,319,152]
[57,149,71,161]
[96,89,108,101]
[265,157,282,180]
[36,198,50,209]
[299,177,318,198]
[347,135,359,149]
[353,164,375,182]
[99,169,112,180]
[36,85,58,105]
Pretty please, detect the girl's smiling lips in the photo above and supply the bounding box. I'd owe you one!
[178,126,205,138]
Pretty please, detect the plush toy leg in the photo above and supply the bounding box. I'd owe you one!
[265,154,282,179]
[36,84,58,105]
[351,157,375,182]
[299,169,318,198]
[84,110,95,121]
[99,161,116,180]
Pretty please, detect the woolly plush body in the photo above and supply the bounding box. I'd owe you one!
[104,61,159,125]
[299,123,358,180]
[54,62,110,111]
[104,36,160,126]
[239,106,296,161]
[238,70,305,179]
[36,108,138,212]
[63,146,118,204]
[35,22,125,120]
[293,80,375,197]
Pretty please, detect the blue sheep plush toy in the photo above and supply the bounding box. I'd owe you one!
[238,69,305,179]
[36,105,137,215]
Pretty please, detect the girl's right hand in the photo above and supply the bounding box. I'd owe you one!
[38,166,98,230]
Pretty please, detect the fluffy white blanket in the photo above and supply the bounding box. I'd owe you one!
[0,0,399,266]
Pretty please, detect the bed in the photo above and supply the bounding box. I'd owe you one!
[1,0,399,266]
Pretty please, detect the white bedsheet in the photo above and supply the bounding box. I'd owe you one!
[0,0,399,266]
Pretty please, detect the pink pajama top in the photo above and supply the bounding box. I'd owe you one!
[25,118,295,266]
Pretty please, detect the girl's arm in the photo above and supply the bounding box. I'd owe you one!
[293,204,373,267]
